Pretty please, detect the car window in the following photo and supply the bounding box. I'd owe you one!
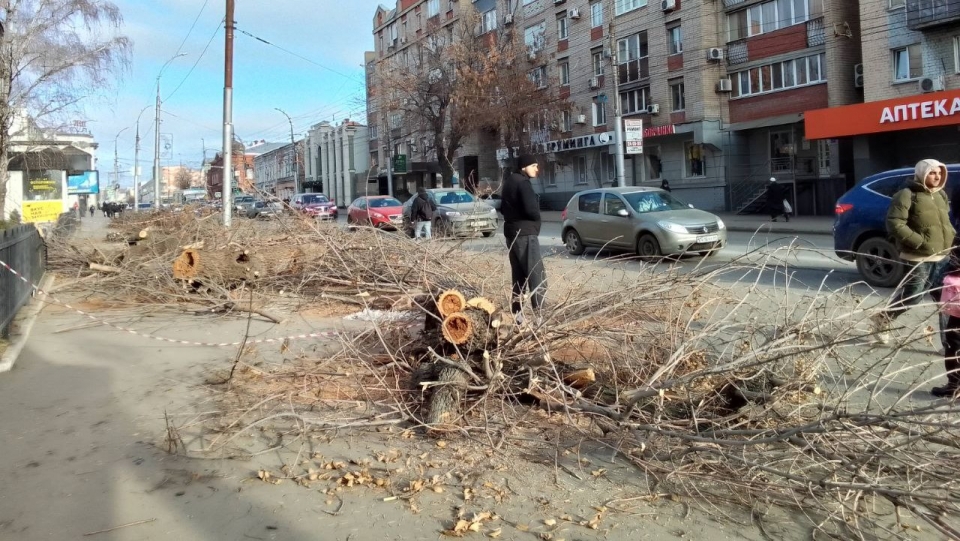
[603,194,627,216]
[302,194,329,204]
[436,190,474,204]
[370,198,402,208]
[624,191,688,213]
[578,193,601,214]
[866,175,910,197]
[357,199,367,209]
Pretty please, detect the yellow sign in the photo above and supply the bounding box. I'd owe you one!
[22,201,63,223]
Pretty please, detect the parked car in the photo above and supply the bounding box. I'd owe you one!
[834,164,960,288]
[478,193,502,211]
[560,187,726,257]
[233,195,257,215]
[347,196,404,230]
[247,200,284,219]
[290,192,338,221]
[401,188,498,238]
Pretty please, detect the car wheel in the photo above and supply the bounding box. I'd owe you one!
[482,231,494,238]
[856,237,905,288]
[636,233,661,258]
[564,229,585,256]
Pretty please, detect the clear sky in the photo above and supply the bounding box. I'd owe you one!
[87,1,377,188]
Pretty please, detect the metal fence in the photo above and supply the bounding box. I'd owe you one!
[0,224,46,337]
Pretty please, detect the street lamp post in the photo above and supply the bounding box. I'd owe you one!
[275,108,299,196]
[133,105,151,210]
[153,53,187,209]
[113,127,129,205]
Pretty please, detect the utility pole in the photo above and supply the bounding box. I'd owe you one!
[275,108,299,195]
[381,111,394,198]
[133,105,150,210]
[609,17,626,188]
[223,0,235,226]
[114,127,128,205]
[154,53,187,210]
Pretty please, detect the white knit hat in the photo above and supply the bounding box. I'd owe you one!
[769,177,776,182]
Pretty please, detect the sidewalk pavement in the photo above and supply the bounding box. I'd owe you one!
[539,210,835,235]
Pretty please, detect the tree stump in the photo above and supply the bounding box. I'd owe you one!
[441,307,494,353]
[437,289,467,318]
[425,364,469,434]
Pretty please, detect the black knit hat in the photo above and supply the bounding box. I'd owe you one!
[517,155,537,170]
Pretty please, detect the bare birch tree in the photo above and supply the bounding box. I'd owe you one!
[0,0,131,216]
[374,5,568,188]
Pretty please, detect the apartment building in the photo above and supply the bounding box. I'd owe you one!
[304,120,371,207]
[368,0,858,214]
[805,0,960,182]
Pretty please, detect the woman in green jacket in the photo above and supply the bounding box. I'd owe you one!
[872,159,956,344]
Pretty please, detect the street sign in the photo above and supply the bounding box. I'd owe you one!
[624,119,644,155]
[392,154,407,174]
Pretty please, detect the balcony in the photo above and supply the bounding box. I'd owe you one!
[618,57,649,84]
[907,0,960,30]
[806,17,825,47]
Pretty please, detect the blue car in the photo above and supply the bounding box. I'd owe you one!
[834,164,960,288]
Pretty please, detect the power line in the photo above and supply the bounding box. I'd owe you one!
[172,0,211,57]
[234,26,365,84]
[165,20,224,103]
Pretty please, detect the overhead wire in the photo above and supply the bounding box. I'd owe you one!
[164,19,225,103]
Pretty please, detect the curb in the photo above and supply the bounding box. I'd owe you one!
[0,274,54,373]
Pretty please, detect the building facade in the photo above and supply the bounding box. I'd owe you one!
[368,0,860,214]
[205,142,256,199]
[805,0,960,186]
[305,120,371,207]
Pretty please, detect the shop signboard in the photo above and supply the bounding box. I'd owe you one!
[67,170,100,194]
[624,119,643,155]
[805,88,960,139]
[392,154,407,174]
[22,201,63,223]
[21,169,65,223]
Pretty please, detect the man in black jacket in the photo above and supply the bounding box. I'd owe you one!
[502,155,546,323]
[410,187,436,239]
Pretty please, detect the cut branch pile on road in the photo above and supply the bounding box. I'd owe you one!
[45,209,960,539]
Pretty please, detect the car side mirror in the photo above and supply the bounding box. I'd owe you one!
[617,209,629,217]
[688,203,695,209]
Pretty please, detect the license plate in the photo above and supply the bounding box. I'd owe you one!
[696,234,719,243]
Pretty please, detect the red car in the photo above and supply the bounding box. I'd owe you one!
[291,192,337,220]
[347,196,404,230]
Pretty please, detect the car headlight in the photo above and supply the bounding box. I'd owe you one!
[445,211,461,217]
[716,218,726,230]
[657,221,687,234]
[370,211,384,218]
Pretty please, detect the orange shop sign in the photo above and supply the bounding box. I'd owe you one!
[805,89,960,139]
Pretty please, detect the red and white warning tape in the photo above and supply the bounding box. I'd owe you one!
[0,258,345,347]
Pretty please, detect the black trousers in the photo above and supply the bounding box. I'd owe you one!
[943,315,960,388]
[508,234,546,314]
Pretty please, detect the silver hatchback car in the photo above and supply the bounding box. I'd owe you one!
[561,187,726,257]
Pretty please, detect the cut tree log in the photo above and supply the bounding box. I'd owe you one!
[89,263,122,274]
[441,307,494,352]
[436,289,467,318]
[424,364,469,434]
[172,247,262,287]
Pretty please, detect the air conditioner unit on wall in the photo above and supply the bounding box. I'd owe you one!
[504,13,513,25]
[853,63,864,88]
[589,76,600,89]
[919,75,943,93]
[706,47,723,61]
[647,104,660,115]
[576,114,586,124]
[716,77,733,92]
[554,0,565,4]
[661,0,676,11]
[400,36,407,44]
[568,8,580,19]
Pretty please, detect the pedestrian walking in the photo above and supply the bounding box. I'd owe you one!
[88,204,95,218]
[872,158,956,344]
[501,155,546,325]
[410,187,436,240]
[933,248,960,398]
[660,179,672,192]
[765,177,790,222]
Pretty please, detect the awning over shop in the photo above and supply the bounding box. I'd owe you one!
[724,113,804,133]
[805,89,960,140]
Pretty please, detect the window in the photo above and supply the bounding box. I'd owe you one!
[592,50,604,76]
[482,9,497,33]
[557,16,568,40]
[889,0,905,7]
[529,66,547,89]
[603,193,627,215]
[618,31,649,83]
[620,87,651,114]
[727,0,810,42]
[731,53,825,97]
[591,2,603,28]
[955,36,960,73]
[560,110,572,132]
[685,142,705,177]
[524,22,546,53]
[427,0,440,17]
[559,61,570,86]
[579,192,601,212]
[770,131,795,173]
[671,80,685,111]
[894,44,922,81]
[668,26,682,55]
[575,156,588,184]
[867,175,910,197]
[615,0,647,15]
[600,153,616,182]
[593,100,606,126]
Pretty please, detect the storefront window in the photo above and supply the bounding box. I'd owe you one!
[685,143,705,177]
[770,130,795,173]
[646,146,662,181]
